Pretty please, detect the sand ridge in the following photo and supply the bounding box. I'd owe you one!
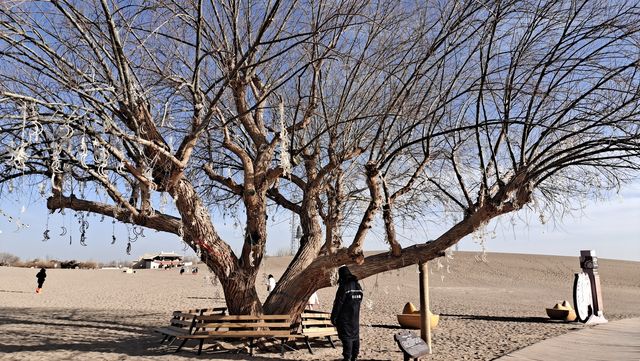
[0,252,638,360]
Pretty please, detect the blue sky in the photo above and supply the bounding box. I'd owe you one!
[1,183,638,263]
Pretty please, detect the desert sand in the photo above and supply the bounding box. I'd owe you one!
[0,252,638,360]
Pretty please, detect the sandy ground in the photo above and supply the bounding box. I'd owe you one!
[0,252,638,360]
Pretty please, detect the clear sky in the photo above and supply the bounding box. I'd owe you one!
[1,183,638,263]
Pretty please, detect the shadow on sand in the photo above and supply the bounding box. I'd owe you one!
[369,324,403,330]
[0,289,31,294]
[440,313,554,324]
[186,296,225,300]
[0,307,299,360]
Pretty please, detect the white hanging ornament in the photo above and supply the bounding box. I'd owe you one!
[169,135,176,153]
[159,192,168,213]
[79,136,88,167]
[249,250,255,267]
[38,183,46,197]
[330,268,339,286]
[8,141,28,170]
[278,100,291,177]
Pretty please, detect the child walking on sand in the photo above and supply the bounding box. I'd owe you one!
[36,268,47,294]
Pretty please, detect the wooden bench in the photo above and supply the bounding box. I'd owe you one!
[296,310,338,354]
[173,314,295,355]
[155,307,227,344]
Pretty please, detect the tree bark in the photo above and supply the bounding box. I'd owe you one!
[171,179,263,314]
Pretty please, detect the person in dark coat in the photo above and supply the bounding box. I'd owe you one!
[36,268,47,294]
[331,266,363,361]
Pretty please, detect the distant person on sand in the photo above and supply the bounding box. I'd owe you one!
[266,274,276,292]
[179,267,185,275]
[307,291,320,310]
[35,268,47,294]
[331,266,363,361]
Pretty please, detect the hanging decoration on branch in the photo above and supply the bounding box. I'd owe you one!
[278,98,291,177]
[159,192,168,213]
[38,182,46,198]
[0,209,29,231]
[248,250,255,267]
[133,226,145,239]
[42,213,50,242]
[126,226,133,255]
[79,135,89,167]
[77,211,88,246]
[28,119,43,144]
[330,267,339,286]
[7,141,28,170]
[111,219,116,244]
[93,139,109,177]
[123,225,146,255]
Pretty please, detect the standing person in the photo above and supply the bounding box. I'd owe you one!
[179,267,185,275]
[266,274,276,292]
[307,291,320,310]
[35,268,47,294]
[331,266,363,361]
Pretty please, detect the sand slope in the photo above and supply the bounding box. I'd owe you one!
[0,252,638,360]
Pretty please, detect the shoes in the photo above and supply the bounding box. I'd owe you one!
[35,288,41,294]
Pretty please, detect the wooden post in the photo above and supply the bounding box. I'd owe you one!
[419,261,432,354]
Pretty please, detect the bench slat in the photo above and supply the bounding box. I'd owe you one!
[155,327,191,337]
[198,314,289,321]
[302,328,338,335]
[302,313,331,319]
[194,322,291,329]
[177,330,293,339]
[302,319,333,326]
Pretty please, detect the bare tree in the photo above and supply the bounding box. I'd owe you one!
[1,0,639,317]
[0,252,20,266]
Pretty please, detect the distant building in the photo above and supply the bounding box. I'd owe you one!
[133,252,183,269]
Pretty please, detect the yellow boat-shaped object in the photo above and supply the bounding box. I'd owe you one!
[545,300,577,322]
[397,302,439,329]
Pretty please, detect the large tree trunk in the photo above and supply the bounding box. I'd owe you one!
[263,261,333,317]
[264,192,325,316]
[171,179,263,314]
[222,270,263,315]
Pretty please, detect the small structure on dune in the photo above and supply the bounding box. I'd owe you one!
[133,252,183,269]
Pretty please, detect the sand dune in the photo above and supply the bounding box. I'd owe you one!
[0,252,638,360]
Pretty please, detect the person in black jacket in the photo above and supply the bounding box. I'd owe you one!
[35,268,46,294]
[331,266,363,361]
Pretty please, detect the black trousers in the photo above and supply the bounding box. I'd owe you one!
[340,336,360,361]
[37,281,44,288]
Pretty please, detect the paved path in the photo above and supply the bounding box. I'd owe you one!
[497,317,640,361]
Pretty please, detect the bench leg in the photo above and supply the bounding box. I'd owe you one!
[197,339,204,355]
[160,335,168,344]
[327,336,336,348]
[280,339,285,356]
[249,338,254,356]
[282,341,297,351]
[167,336,176,346]
[305,337,314,354]
[175,339,188,353]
